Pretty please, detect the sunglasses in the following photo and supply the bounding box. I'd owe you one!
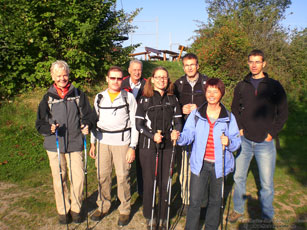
[108,77,123,81]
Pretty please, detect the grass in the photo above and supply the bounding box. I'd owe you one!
[0,60,306,229]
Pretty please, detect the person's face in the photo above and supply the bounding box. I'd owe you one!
[248,55,266,76]
[51,67,69,90]
[107,70,123,93]
[151,69,168,91]
[205,86,222,105]
[183,58,199,78]
[128,62,142,82]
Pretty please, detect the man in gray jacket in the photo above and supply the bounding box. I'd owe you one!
[36,60,95,225]
[89,66,138,227]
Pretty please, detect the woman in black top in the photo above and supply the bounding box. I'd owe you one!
[135,67,182,229]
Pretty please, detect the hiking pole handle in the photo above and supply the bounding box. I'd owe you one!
[222,132,225,151]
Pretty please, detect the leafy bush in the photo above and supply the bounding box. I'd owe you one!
[0,0,139,98]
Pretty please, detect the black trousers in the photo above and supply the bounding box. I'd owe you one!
[139,148,173,220]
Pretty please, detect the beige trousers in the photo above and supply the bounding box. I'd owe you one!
[95,143,131,215]
[47,151,84,215]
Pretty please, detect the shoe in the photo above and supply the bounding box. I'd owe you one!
[71,211,82,223]
[146,218,156,230]
[90,209,107,222]
[118,214,130,227]
[227,211,244,223]
[58,213,71,225]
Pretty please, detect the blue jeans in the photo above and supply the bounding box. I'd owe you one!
[185,161,222,230]
[233,136,276,219]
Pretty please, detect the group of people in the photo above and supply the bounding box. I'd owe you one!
[36,49,288,230]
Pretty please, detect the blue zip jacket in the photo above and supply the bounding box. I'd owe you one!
[177,103,241,178]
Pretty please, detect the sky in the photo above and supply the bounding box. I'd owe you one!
[118,0,307,56]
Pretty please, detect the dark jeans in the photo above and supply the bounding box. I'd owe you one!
[139,148,172,220]
[185,161,222,230]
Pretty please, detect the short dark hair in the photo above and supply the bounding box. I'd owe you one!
[248,49,265,62]
[182,53,198,64]
[204,78,225,98]
[107,66,123,77]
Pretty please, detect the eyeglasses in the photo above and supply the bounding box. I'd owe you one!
[154,76,168,81]
[248,61,263,65]
[184,64,197,68]
[108,77,123,81]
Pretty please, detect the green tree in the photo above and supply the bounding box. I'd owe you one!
[0,0,139,98]
[190,17,251,85]
[190,0,293,86]
[286,28,307,102]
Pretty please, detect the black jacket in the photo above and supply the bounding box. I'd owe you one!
[135,91,182,150]
[36,84,96,152]
[174,73,208,120]
[121,76,146,102]
[231,73,288,142]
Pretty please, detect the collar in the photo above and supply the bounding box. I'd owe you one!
[198,102,229,119]
[186,73,199,84]
[129,77,141,87]
[53,83,71,99]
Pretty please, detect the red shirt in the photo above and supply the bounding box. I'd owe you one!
[204,114,215,162]
[54,83,71,99]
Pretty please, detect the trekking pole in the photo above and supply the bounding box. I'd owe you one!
[220,132,226,230]
[55,126,69,230]
[150,130,162,230]
[166,139,176,230]
[83,133,89,229]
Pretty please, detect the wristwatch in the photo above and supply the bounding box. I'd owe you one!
[130,146,136,150]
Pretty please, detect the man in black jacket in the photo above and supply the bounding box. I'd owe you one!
[229,50,288,222]
[121,59,146,198]
[174,53,208,215]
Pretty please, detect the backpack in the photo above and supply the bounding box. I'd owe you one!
[96,90,130,141]
[48,87,83,120]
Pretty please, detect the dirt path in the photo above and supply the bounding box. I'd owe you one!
[0,175,306,230]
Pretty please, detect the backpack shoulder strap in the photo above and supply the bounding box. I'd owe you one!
[121,90,129,115]
[73,88,83,120]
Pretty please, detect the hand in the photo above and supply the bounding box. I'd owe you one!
[240,129,244,136]
[51,123,59,134]
[220,133,229,147]
[126,148,135,163]
[154,132,163,144]
[265,133,273,142]
[89,143,96,159]
[171,130,180,141]
[182,104,191,115]
[81,124,89,135]
[190,104,197,111]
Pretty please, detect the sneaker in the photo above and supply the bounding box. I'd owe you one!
[227,211,244,223]
[118,214,130,227]
[71,211,82,224]
[146,218,156,230]
[90,209,107,222]
[58,214,71,225]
